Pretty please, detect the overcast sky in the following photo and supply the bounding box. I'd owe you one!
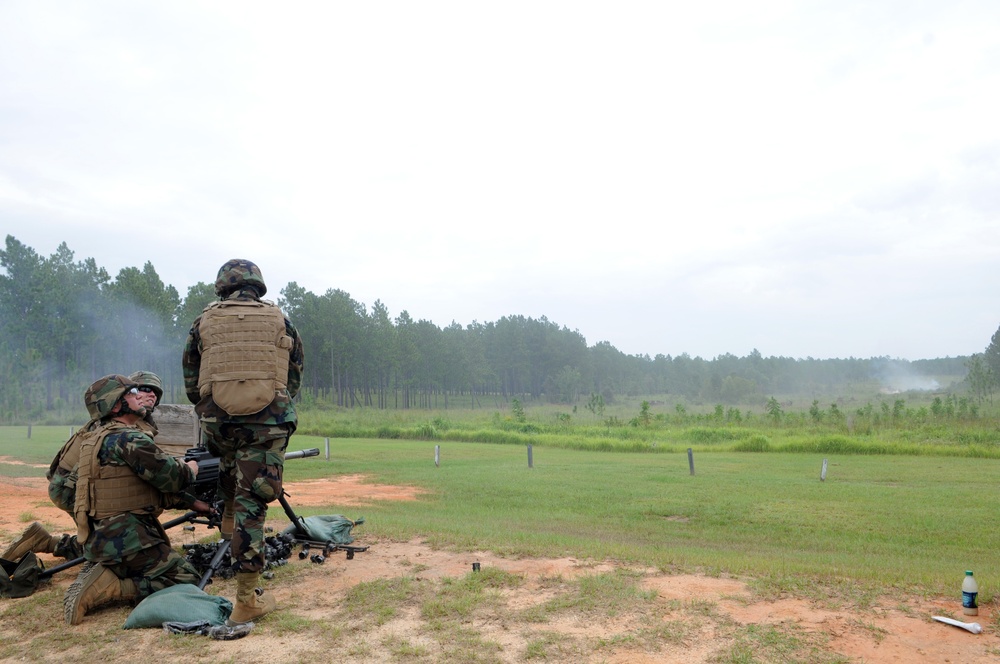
[2,1,998,361]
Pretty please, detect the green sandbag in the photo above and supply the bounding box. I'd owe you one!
[123,583,233,629]
[282,515,364,545]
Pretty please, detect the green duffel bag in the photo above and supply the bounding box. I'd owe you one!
[282,514,365,545]
[0,551,45,598]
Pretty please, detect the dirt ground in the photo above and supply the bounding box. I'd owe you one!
[0,459,997,663]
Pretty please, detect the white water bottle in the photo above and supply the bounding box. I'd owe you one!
[962,570,979,616]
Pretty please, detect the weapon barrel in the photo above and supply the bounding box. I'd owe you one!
[286,448,320,460]
[39,556,84,580]
[198,539,231,590]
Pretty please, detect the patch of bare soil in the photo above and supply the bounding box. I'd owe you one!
[0,467,996,663]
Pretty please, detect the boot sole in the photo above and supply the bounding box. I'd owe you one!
[64,562,99,625]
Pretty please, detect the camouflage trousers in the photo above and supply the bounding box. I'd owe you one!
[105,541,201,600]
[201,422,289,574]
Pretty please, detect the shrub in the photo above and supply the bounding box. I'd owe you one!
[683,427,751,444]
[415,423,437,439]
[732,435,771,452]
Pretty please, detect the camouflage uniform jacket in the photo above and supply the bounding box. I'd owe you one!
[48,414,178,517]
[82,423,197,564]
[181,288,304,430]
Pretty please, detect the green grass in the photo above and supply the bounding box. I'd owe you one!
[521,569,656,621]
[343,576,422,626]
[294,436,1000,596]
[712,622,851,664]
[339,568,517,663]
[294,397,1000,459]
[2,425,997,601]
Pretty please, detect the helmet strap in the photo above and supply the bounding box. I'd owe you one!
[116,396,148,419]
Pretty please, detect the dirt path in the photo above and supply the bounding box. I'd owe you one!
[0,466,996,663]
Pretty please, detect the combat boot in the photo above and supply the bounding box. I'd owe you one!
[64,562,138,625]
[226,571,276,626]
[2,522,57,561]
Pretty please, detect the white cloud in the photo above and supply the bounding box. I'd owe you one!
[1,0,999,360]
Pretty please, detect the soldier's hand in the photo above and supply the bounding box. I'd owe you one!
[191,499,212,514]
[186,460,199,478]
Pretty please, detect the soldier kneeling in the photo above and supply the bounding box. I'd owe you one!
[63,374,208,625]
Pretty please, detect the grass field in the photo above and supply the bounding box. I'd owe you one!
[2,422,997,602]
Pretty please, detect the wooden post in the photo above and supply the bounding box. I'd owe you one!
[527,444,533,468]
[687,448,695,475]
[325,437,330,460]
[821,458,828,482]
[27,424,31,439]
[435,445,440,467]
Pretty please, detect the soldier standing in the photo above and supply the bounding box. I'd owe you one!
[182,259,304,626]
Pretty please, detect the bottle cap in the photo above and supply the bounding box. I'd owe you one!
[966,570,974,575]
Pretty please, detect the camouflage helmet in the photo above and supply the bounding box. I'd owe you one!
[84,374,138,420]
[128,370,163,403]
[214,258,267,297]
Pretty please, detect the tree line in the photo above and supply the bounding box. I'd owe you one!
[0,234,977,422]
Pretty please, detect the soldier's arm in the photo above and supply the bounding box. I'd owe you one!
[160,489,204,511]
[181,318,203,404]
[114,431,197,494]
[286,318,304,399]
